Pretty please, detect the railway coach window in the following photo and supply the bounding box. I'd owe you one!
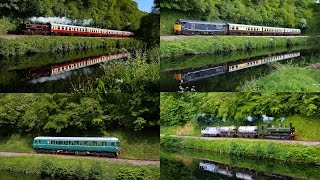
[111,142,115,146]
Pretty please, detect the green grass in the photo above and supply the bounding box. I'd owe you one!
[239,63,320,92]
[160,36,308,58]
[0,36,143,57]
[160,136,320,165]
[160,122,200,136]
[0,130,159,160]
[0,155,159,179]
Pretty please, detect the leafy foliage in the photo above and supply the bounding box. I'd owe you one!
[160,93,320,127]
[0,93,159,135]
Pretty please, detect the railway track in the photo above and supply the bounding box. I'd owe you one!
[161,134,320,146]
[160,35,311,41]
[0,151,160,166]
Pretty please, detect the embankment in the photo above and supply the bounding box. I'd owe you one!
[0,155,159,179]
[0,36,143,57]
[239,62,320,92]
[160,36,308,58]
[160,136,320,165]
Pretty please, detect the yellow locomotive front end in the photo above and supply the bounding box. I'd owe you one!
[174,21,182,34]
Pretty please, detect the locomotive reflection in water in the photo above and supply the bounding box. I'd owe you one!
[199,160,291,180]
[20,51,131,83]
[174,51,300,84]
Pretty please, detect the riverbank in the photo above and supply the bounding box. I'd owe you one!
[0,35,143,57]
[0,155,159,179]
[160,36,308,58]
[0,130,160,160]
[239,62,320,92]
[160,136,320,165]
[161,148,320,179]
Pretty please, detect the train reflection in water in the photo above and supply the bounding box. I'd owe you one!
[21,51,131,83]
[174,51,300,84]
[199,160,290,180]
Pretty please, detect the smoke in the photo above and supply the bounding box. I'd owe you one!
[262,115,274,122]
[280,117,285,122]
[247,116,254,122]
[28,17,93,26]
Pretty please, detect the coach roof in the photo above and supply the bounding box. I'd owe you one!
[34,137,119,141]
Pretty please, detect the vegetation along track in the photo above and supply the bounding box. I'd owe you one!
[161,135,320,146]
[0,151,160,166]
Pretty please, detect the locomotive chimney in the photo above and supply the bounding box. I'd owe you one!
[289,123,292,128]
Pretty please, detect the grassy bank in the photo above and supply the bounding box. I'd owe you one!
[160,136,320,165]
[0,155,159,179]
[239,63,320,92]
[161,115,320,141]
[0,130,159,160]
[0,36,143,57]
[160,36,308,58]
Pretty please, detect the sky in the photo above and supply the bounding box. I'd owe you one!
[134,0,153,13]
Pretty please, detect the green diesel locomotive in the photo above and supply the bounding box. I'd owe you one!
[32,137,121,157]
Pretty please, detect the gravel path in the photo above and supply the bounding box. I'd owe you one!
[0,151,160,166]
[160,35,310,41]
[161,134,320,146]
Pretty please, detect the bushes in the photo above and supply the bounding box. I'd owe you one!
[0,36,143,57]
[116,168,154,180]
[0,17,17,35]
[160,136,320,164]
[160,36,308,58]
[40,160,103,180]
[239,64,320,92]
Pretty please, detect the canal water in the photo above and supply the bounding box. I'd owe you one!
[0,48,131,93]
[161,148,320,180]
[160,48,320,92]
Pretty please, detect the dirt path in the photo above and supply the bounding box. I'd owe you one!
[160,35,310,41]
[0,152,160,166]
[161,134,320,146]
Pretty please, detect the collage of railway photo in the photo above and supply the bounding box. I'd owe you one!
[0,0,319,180]
[160,0,320,180]
[0,0,160,179]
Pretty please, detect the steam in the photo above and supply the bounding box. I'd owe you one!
[247,116,254,122]
[28,17,93,26]
[262,115,274,122]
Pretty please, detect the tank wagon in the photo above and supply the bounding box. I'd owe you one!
[201,123,296,140]
[174,19,300,36]
[21,22,134,37]
[32,137,122,157]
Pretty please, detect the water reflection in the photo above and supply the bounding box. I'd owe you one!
[199,160,290,180]
[0,50,131,92]
[160,48,319,92]
[160,148,320,180]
